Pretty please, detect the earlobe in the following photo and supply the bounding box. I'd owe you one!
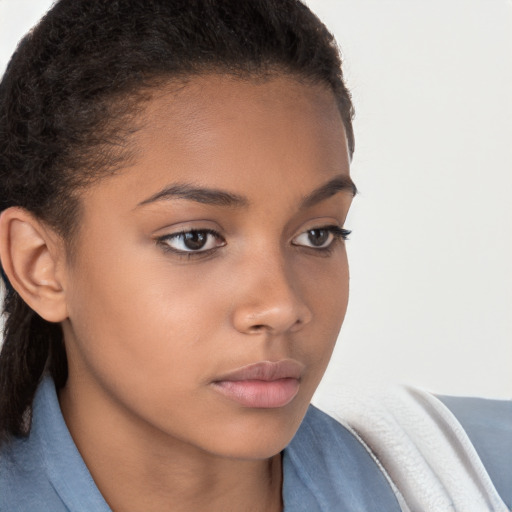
[0,207,68,323]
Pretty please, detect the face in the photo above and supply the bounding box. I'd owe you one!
[60,75,354,460]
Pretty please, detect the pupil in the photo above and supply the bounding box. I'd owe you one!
[308,229,328,246]
[184,231,207,250]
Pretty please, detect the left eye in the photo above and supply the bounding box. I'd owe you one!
[158,229,226,253]
[292,226,350,249]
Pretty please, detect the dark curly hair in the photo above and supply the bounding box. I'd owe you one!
[0,0,354,444]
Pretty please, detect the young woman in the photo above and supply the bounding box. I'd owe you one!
[0,1,510,511]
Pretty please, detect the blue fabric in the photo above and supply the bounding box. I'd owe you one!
[0,378,110,512]
[283,406,400,511]
[438,395,512,510]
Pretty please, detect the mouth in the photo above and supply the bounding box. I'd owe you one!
[210,360,303,408]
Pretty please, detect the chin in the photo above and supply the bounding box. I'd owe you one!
[198,403,308,460]
[210,432,294,461]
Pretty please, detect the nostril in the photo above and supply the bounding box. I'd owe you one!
[233,300,311,335]
[248,318,303,334]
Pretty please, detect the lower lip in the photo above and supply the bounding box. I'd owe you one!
[211,378,300,408]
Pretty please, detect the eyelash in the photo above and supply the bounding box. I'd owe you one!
[156,228,225,258]
[156,225,351,258]
[292,225,351,255]
[295,225,351,250]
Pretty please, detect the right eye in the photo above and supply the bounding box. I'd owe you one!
[157,229,226,255]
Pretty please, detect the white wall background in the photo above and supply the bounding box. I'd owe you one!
[1,0,511,399]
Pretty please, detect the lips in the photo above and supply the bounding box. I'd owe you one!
[211,360,304,408]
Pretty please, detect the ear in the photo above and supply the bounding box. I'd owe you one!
[0,207,68,323]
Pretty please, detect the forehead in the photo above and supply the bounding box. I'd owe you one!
[141,74,343,131]
[82,74,351,212]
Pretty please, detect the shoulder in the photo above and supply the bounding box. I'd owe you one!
[0,377,110,512]
[283,405,402,511]
[438,394,512,508]
[296,386,510,512]
[0,430,67,511]
[0,378,73,511]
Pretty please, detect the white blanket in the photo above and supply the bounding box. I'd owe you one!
[330,386,509,512]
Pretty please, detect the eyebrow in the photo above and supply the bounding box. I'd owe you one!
[137,183,249,208]
[137,175,357,209]
[300,175,358,209]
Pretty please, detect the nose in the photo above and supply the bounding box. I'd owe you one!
[231,252,313,336]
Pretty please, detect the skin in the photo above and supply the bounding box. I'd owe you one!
[1,75,354,511]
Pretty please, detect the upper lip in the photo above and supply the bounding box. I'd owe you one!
[213,360,304,382]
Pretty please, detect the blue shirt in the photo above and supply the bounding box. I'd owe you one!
[1,377,510,511]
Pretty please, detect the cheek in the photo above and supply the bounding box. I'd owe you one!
[64,240,212,389]
[292,249,349,364]
[302,247,349,318]
[63,252,230,436]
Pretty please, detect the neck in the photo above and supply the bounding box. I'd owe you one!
[59,378,283,512]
